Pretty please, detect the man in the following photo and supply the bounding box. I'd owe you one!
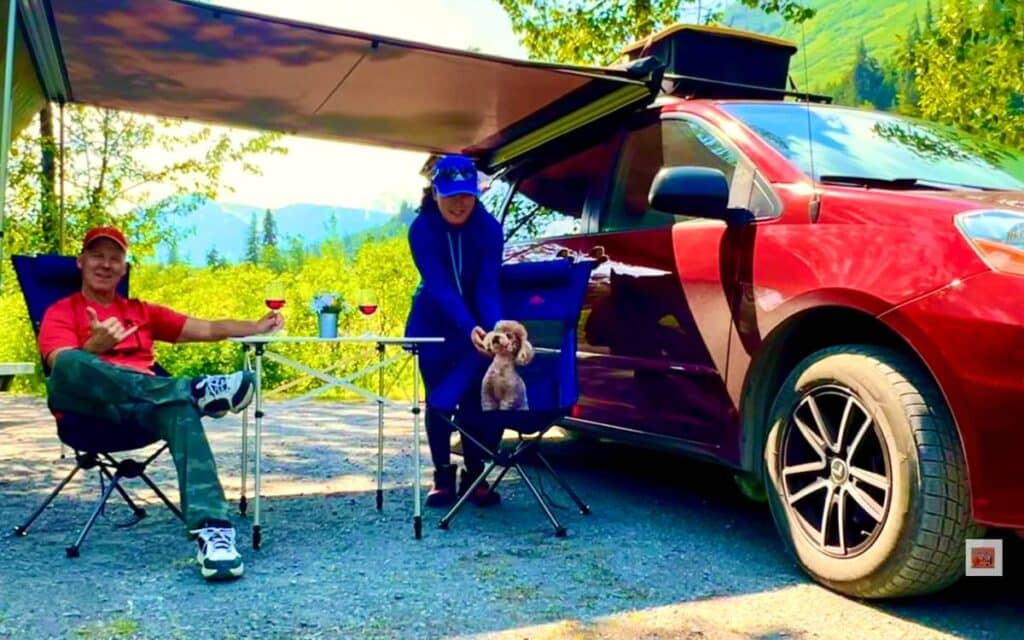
[38,226,283,582]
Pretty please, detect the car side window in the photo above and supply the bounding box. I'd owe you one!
[602,117,760,232]
[501,137,617,244]
[479,174,513,219]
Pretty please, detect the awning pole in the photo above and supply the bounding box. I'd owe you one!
[59,100,64,254]
[0,0,17,290]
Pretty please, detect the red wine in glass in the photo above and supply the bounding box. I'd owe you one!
[356,289,377,335]
[264,282,286,333]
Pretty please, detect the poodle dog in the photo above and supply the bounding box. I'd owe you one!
[481,320,534,411]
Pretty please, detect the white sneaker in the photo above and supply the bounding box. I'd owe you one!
[192,524,244,581]
[192,371,255,418]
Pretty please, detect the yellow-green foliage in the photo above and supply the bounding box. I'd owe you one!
[0,236,421,401]
[0,269,39,392]
[724,0,934,93]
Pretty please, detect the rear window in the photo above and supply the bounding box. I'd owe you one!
[500,136,618,244]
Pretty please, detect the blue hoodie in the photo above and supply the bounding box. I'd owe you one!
[404,198,503,365]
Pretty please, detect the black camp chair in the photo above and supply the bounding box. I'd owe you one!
[433,259,595,537]
[10,254,183,558]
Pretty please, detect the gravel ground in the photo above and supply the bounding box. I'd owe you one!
[0,393,1021,640]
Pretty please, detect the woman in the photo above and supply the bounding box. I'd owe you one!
[405,154,504,508]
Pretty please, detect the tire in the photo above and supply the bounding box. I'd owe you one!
[763,344,983,599]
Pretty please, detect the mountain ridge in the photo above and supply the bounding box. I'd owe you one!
[158,198,399,265]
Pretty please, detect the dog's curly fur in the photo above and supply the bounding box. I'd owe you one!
[481,320,534,411]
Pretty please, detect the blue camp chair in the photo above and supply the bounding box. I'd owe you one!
[436,259,595,537]
[10,254,183,558]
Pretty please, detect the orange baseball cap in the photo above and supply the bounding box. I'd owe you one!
[82,226,129,252]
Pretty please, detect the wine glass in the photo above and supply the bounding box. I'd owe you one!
[264,281,286,334]
[355,288,378,336]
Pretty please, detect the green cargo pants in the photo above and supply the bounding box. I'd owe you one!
[46,349,230,532]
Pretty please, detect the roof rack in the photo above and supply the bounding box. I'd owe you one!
[618,22,832,103]
[663,73,833,104]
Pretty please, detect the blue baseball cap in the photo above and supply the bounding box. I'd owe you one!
[431,154,479,198]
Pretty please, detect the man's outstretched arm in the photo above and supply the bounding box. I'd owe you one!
[177,310,282,343]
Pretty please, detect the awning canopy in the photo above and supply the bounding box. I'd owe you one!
[11,0,663,171]
[0,0,665,289]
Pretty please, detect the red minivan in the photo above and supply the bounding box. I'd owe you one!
[478,28,1024,599]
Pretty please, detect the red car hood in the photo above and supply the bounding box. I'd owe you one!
[895,189,1024,212]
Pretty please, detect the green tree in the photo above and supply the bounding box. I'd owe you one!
[205,246,226,268]
[894,15,923,115]
[397,200,416,226]
[497,0,815,65]
[831,40,896,109]
[245,211,261,264]
[262,207,278,247]
[37,103,59,253]
[285,236,306,271]
[899,0,1024,147]
[167,239,182,265]
[319,211,346,258]
[4,105,286,262]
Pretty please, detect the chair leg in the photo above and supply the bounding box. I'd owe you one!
[138,472,184,522]
[515,463,568,538]
[487,464,513,493]
[97,466,147,527]
[100,448,183,522]
[438,460,497,531]
[66,472,123,558]
[14,464,82,536]
[534,451,591,515]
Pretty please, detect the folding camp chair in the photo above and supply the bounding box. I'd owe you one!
[10,254,183,558]
[436,259,595,537]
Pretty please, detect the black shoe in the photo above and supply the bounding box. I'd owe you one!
[425,464,457,508]
[460,467,500,508]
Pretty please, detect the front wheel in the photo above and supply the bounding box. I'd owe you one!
[763,345,982,599]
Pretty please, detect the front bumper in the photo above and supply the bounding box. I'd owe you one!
[883,271,1024,528]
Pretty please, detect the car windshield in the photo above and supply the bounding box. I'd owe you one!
[720,102,1024,191]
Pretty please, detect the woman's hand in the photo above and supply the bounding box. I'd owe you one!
[471,326,490,357]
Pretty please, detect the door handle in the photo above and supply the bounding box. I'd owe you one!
[556,246,609,263]
[586,245,609,264]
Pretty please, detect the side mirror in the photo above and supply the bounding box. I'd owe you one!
[648,166,752,224]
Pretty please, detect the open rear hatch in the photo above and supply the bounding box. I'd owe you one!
[14,0,664,172]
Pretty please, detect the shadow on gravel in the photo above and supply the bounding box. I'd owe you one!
[542,435,1023,640]
[1,395,1020,639]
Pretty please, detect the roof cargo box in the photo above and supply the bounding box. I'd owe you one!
[618,24,798,99]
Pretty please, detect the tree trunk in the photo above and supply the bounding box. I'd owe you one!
[38,102,59,253]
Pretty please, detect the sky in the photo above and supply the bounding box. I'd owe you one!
[192,0,530,212]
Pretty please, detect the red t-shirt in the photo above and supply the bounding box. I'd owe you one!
[38,292,188,374]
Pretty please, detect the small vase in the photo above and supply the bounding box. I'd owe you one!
[318,312,339,338]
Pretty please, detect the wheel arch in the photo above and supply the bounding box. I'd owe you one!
[736,303,964,488]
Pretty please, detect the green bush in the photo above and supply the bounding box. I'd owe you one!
[0,236,422,401]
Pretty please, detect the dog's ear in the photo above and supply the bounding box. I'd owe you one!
[515,333,534,366]
[483,331,497,354]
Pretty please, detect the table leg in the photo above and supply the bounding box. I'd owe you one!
[411,346,422,540]
[240,345,250,517]
[376,342,385,511]
[253,344,264,550]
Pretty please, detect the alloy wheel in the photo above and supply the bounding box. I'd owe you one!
[780,384,892,558]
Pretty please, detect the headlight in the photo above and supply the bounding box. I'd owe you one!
[955,209,1024,276]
